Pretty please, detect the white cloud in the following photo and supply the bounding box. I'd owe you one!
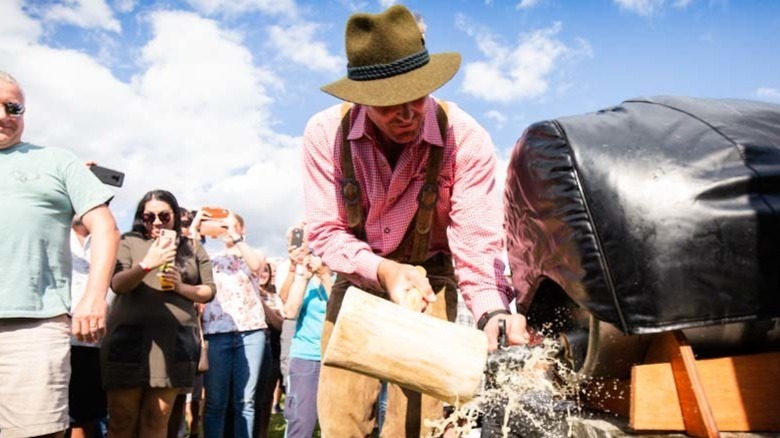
[186,0,297,17]
[456,16,592,103]
[378,0,398,8]
[484,110,508,129]
[517,0,543,10]
[756,87,780,101]
[0,0,42,44]
[42,0,122,33]
[114,0,136,13]
[267,22,343,74]
[1,5,305,253]
[612,0,696,16]
[613,0,664,16]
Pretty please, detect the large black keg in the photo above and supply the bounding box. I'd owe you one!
[504,96,780,377]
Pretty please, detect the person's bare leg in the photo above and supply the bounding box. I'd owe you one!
[69,422,97,438]
[138,388,179,438]
[107,388,144,438]
[189,398,202,438]
[272,379,283,412]
[167,394,186,438]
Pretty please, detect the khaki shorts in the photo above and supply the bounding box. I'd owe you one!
[0,315,71,438]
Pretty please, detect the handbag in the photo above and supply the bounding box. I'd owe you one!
[197,315,209,373]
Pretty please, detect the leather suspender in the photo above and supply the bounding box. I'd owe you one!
[339,104,365,241]
[410,103,447,263]
[339,100,450,264]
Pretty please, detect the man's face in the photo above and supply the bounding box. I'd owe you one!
[0,80,24,150]
[365,95,428,145]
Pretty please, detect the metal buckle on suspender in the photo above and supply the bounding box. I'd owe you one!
[415,183,439,236]
[341,178,361,205]
[417,183,438,208]
[341,177,363,229]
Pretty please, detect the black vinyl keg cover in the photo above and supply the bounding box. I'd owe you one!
[504,96,780,334]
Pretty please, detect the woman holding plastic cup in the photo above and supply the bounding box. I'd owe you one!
[101,190,216,438]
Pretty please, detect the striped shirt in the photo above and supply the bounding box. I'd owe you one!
[302,96,514,322]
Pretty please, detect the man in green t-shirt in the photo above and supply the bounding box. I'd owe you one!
[0,71,120,438]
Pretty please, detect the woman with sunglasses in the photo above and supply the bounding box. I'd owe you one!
[101,190,216,438]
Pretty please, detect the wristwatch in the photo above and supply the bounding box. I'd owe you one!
[231,235,244,244]
[476,309,511,331]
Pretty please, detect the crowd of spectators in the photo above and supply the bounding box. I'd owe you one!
[1,2,504,432]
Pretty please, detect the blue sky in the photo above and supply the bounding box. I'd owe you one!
[2,0,779,256]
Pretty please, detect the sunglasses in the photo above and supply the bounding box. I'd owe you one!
[1,102,25,117]
[142,211,173,224]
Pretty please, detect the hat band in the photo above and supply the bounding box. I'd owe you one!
[347,49,429,81]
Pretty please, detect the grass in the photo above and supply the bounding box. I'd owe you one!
[268,413,286,438]
[268,413,321,438]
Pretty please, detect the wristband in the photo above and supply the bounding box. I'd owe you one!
[231,235,244,245]
[295,265,306,276]
[138,261,152,273]
[476,309,511,331]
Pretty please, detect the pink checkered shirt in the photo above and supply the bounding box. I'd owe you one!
[302,96,514,322]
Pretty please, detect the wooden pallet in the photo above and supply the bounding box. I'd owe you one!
[582,330,780,437]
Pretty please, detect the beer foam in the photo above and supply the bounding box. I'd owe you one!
[425,337,580,438]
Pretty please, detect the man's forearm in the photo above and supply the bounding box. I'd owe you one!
[85,219,120,300]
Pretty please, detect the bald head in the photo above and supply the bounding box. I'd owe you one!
[0,71,25,150]
[0,71,23,97]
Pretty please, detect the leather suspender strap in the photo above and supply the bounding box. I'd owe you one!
[339,103,366,241]
[409,101,449,264]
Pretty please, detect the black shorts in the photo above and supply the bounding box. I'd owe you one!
[69,346,108,423]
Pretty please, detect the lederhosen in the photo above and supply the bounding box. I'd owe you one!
[318,101,459,438]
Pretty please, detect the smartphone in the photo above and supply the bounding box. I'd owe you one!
[291,228,304,248]
[158,228,178,248]
[90,164,125,187]
[199,220,228,238]
[202,207,229,219]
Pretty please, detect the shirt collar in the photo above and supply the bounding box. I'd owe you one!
[347,96,445,148]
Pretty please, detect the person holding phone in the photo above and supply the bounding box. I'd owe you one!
[189,207,230,240]
[101,190,216,438]
[290,227,304,248]
[280,223,332,438]
[200,211,268,438]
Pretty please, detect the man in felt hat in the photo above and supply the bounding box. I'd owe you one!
[302,4,531,436]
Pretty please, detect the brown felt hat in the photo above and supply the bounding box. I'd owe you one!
[321,4,461,107]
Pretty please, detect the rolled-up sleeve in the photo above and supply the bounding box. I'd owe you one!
[447,115,514,322]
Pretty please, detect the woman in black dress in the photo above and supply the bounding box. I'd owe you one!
[101,190,215,438]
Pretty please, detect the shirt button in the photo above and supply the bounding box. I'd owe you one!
[384,227,391,234]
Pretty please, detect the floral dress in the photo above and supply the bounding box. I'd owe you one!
[202,252,267,335]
